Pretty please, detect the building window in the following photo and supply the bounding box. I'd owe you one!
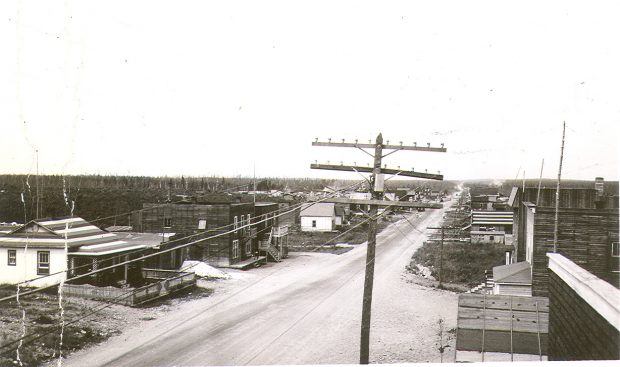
[8,249,17,266]
[232,240,239,259]
[489,236,495,241]
[312,220,317,228]
[612,242,620,257]
[164,218,172,227]
[245,240,252,255]
[198,219,207,230]
[37,251,50,275]
[234,216,238,233]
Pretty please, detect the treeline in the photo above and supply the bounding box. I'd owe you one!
[0,174,458,227]
[0,174,339,225]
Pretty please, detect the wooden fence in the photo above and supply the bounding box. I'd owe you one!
[63,270,196,306]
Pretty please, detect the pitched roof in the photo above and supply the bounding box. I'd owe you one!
[300,202,335,217]
[493,261,532,283]
[0,217,152,256]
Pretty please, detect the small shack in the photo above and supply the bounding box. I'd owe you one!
[300,202,336,232]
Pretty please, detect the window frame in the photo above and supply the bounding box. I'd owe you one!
[7,249,17,266]
[198,219,207,230]
[245,240,252,256]
[232,240,239,259]
[163,217,172,228]
[612,242,620,258]
[37,251,50,275]
[234,216,238,233]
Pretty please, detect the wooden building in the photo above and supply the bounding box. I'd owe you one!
[300,202,336,232]
[511,180,620,297]
[139,196,292,267]
[470,210,513,244]
[547,253,619,360]
[0,217,154,287]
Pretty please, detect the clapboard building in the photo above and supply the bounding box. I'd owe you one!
[511,178,619,297]
[140,195,257,267]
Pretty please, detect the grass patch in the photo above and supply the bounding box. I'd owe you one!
[410,241,507,287]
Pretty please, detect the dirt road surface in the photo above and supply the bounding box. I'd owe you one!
[63,202,458,366]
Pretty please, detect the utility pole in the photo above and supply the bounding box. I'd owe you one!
[311,134,446,364]
[536,158,545,206]
[553,122,566,253]
[426,226,461,289]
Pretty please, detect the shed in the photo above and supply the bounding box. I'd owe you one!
[492,261,532,296]
[300,202,336,232]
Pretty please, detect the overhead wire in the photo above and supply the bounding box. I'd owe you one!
[0,180,366,302]
[0,183,369,355]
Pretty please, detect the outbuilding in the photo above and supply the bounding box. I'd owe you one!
[300,202,336,232]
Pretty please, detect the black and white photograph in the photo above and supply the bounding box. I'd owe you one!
[0,1,618,366]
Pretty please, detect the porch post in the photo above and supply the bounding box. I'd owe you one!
[124,255,129,282]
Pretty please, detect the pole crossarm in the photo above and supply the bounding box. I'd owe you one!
[311,197,443,209]
[312,141,447,153]
[310,163,443,180]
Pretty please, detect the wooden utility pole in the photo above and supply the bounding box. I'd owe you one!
[553,122,566,253]
[311,134,446,364]
[536,158,545,206]
[426,226,461,288]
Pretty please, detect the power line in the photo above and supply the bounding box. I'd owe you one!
[312,134,446,364]
[1,188,379,359]
[0,181,366,302]
[243,208,422,365]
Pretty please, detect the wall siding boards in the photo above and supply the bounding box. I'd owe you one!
[548,271,620,360]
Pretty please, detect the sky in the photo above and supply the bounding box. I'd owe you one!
[1,1,618,182]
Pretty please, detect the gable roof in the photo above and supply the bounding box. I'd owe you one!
[493,261,532,283]
[0,217,152,255]
[300,202,335,217]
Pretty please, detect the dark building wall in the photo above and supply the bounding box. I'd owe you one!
[530,208,619,297]
[548,271,619,360]
[141,202,256,265]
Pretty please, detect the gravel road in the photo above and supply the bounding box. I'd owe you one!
[62,202,458,366]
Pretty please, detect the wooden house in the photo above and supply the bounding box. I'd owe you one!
[0,217,154,287]
[300,202,336,232]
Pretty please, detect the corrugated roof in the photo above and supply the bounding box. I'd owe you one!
[472,211,513,225]
[0,217,151,256]
[300,202,335,217]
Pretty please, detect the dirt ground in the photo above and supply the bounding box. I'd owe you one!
[59,204,460,366]
[0,285,213,367]
[2,204,459,366]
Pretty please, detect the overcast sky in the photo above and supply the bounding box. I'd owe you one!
[1,1,618,182]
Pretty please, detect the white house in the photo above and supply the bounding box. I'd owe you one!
[0,217,152,287]
[300,203,336,232]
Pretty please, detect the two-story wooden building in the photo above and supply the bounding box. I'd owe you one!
[510,178,619,297]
